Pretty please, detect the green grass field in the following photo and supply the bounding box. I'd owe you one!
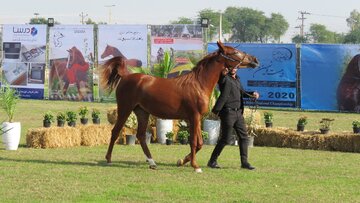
[1,99,360,202]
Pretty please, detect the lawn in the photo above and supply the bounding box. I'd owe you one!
[1,99,360,202]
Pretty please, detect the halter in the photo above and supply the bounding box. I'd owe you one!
[220,52,247,71]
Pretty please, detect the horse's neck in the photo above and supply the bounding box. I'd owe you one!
[197,61,223,95]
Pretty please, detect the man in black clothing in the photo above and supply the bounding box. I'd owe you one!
[208,68,259,170]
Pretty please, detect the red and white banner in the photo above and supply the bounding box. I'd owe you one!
[48,25,94,101]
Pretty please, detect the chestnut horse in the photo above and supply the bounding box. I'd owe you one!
[101,41,259,172]
[100,44,142,67]
[49,46,89,100]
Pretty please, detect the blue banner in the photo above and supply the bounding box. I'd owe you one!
[208,43,297,108]
[301,44,360,111]
[15,88,44,99]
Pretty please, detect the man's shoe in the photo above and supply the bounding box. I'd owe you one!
[241,163,255,170]
[207,160,221,169]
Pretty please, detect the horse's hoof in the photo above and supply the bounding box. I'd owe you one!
[106,162,113,166]
[194,168,203,173]
[177,159,184,167]
[149,165,157,170]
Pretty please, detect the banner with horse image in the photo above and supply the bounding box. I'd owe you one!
[48,25,94,101]
[208,43,297,108]
[150,24,204,78]
[97,24,148,102]
[300,44,360,111]
[1,24,47,99]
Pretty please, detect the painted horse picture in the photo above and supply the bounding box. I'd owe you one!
[100,41,259,172]
[100,44,142,67]
[49,46,91,101]
[337,54,360,112]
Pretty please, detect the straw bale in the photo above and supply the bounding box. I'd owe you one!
[79,124,114,146]
[254,127,360,153]
[26,127,81,148]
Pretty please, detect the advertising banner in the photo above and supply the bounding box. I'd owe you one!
[1,24,47,99]
[48,25,94,101]
[208,43,297,108]
[150,24,204,78]
[97,24,148,101]
[301,44,360,111]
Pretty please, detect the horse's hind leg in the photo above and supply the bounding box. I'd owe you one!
[105,107,132,164]
[177,114,203,173]
[134,107,157,169]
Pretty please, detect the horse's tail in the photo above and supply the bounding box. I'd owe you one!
[100,56,130,92]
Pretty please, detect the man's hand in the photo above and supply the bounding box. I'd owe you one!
[252,92,260,100]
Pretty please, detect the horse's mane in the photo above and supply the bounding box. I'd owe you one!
[174,51,219,85]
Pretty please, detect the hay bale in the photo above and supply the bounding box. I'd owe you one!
[79,124,114,146]
[26,127,81,148]
[254,127,360,153]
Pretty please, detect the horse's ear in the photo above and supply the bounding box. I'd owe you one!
[217,41,225,53]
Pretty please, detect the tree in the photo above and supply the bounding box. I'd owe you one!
[291,35,309,43]
[170,17,194,24]
[224,7,266,42]
[198,9,231,42]
[346,9,360,31]
[265,13,289,43]
[343,27,360,43]
[308,23,339,43]
[29,17,60,25]
[29,17,49,24]
[343,10,360,43]
[222,7,288,43]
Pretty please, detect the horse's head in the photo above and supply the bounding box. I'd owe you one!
[101,44,126,59]
[217,41,259,69]
[101,44,112,59]
[67,46,85,66]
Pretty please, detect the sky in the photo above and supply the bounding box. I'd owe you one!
[0,0,358,42]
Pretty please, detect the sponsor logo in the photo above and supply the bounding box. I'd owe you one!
[12,27,38,36]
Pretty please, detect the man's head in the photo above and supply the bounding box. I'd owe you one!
[221,68,229,76]
[229,68,237,76]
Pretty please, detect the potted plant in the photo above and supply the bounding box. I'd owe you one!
[165,131,174,145]
[78,106,89,125]
[352,120,360,133]
[177,130,189,145]
[202,88,221,145]
[201,130,209,143]
[0,83,21,150]
[319,118,334,134]
[66,111,77,127]
[263,111,273,128]
[56,112,66,127]
[43,111,54,128]
[91,108,100,124]
[297,116,308,131]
